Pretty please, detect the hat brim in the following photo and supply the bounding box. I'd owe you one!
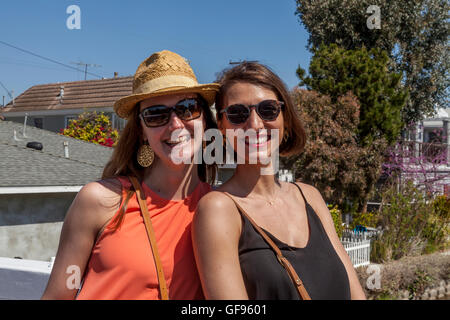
[114,83,220,119]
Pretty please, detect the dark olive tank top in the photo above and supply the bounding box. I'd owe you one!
[238,183,351,300]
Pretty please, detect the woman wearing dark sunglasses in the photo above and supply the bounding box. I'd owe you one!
[192,62,366,300]
[42,50,219,300]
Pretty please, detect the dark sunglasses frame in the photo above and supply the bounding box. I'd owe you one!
[220,99,284,125]
[139,97,204,128]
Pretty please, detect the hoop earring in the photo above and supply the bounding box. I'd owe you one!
[137,141,154,168]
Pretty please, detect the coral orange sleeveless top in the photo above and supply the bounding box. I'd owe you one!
[76,177,211,300]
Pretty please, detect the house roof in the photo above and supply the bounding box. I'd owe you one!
[1,76,133,113]
[0,120,113,188]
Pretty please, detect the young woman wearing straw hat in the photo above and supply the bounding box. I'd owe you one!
[192,62,366,300]
[42,50,219,300]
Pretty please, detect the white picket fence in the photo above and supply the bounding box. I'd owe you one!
[341,237,371,268]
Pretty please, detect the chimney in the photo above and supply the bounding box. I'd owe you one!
[59,86,64,103]
[11,90,14,106]
[63,141,69,158]
[114,72,118,78]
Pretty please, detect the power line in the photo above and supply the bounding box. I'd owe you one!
[0,80,12,99]
[0,40,104,79]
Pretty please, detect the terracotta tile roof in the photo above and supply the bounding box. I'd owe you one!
[1,76,133,113]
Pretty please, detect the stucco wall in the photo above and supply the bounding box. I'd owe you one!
[0,193,76,260]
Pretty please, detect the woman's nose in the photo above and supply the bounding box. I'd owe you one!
[167,110,184,130]
[246,108,265,131]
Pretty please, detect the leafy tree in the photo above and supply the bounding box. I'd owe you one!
[61,111,119,147]
[293,89,387,212]
[297,44,408,146]
[295,0,449,124]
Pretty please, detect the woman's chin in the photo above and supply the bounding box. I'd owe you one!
[166,140,199,165]
[236,151,273,166]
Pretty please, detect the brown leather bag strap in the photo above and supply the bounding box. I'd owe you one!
[129,176,169,300]
[223,192,311,300]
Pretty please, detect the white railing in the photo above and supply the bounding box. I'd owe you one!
[341,238,371,268]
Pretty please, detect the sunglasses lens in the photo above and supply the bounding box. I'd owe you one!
[226,104,250,124]
[175,98,203,120]
[257,100,281,121]
[141,106,171,127]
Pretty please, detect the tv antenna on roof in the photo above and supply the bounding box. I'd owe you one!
[0,81,13,100]
[70,61,102,80]
[229,60,259,65]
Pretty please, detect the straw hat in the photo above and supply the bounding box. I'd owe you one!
[114,50,220,119]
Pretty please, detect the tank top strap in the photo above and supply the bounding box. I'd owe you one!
[290,182,309,206]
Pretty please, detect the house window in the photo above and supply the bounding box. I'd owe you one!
[424,128,444,143]
[33,118,43,129]
[112,114,127,131]
[64,115,77,128]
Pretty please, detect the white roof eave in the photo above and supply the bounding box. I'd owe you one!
[0,185,83,194]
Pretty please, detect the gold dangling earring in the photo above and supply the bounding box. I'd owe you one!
[283,130,290,142]
[137,141,154,168]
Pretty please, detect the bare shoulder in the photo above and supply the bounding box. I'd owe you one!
[198,190,237,210]
[194,190,242,238]
[66,178,123,228]
[292,181,324,203]
[292,181,329,218]
[77,178,122,206]
[196,191,241,222]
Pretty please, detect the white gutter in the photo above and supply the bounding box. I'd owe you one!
[0,257,53,274]
[0,186,83,194]
[2,107,113,117]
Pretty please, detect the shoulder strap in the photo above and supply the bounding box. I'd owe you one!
[223,192,311,300]
[129,176,169,300]
[291,182,308,206]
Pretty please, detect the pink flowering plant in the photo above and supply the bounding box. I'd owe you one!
[382,125,448,196]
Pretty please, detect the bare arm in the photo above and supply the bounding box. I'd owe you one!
[41,181,121,299]
[299,183,366,300]
[192,192,248,300]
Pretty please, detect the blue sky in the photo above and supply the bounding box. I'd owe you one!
[0,0,311,104]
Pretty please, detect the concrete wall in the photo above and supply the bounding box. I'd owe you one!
[0,193,76,260]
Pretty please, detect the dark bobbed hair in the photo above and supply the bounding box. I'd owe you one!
[215,62,306,157]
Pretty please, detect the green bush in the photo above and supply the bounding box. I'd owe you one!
[356,251,449,300]
[328,204,344,238]
[350,211,379,229]
[372,180,433,263]
[423,195,450,254]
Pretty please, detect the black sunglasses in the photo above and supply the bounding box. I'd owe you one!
[220,99,284,125]
[139,98,204,127]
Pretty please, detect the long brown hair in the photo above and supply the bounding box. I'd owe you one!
[102,95,217,230]
[215,62,306,157]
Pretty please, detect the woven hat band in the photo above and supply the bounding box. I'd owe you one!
[134,75,199,94]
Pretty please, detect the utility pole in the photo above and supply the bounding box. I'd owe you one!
[71,61,102,80]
